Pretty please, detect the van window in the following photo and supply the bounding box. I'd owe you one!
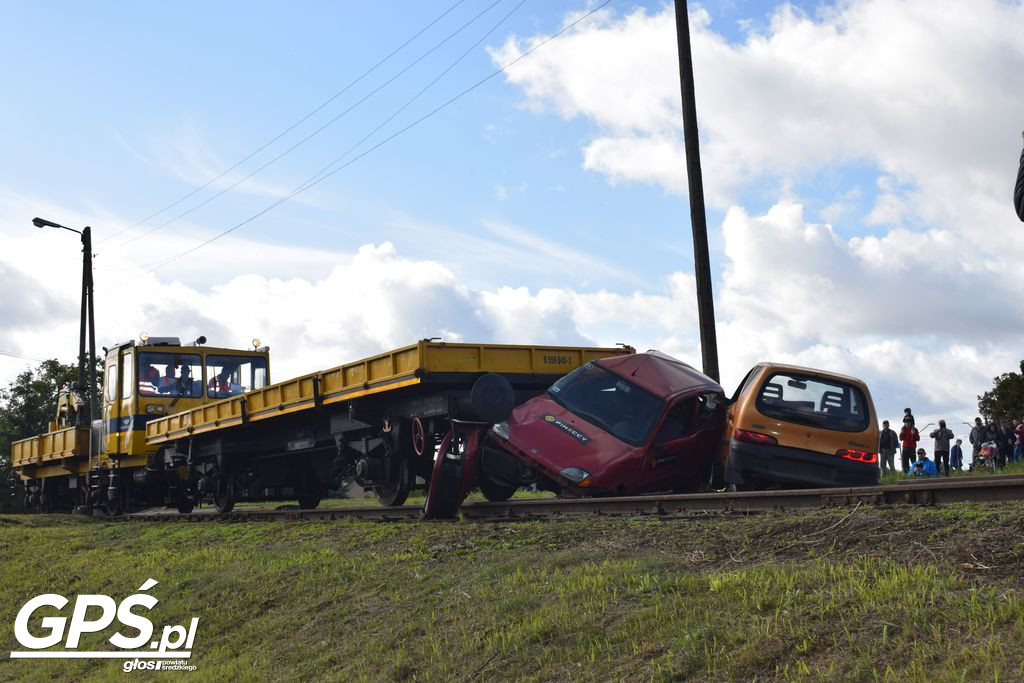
[755,373,869,432]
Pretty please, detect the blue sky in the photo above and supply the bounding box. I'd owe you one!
[2,0,1024,432]
[2,0,833,291]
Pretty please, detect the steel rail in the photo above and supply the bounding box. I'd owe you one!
[123,474,1024,523]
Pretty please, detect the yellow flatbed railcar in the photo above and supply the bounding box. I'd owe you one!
[12,337,633,514]
[147,341,624,444]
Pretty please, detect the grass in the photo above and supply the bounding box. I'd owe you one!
[2,503,1024,681]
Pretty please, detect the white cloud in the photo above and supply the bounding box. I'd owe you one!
[490,0,1024,217]
[0,211,1013,429]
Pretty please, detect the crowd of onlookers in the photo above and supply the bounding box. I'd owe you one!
[877,408,1024,477]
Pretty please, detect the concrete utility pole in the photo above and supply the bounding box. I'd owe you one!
[673,0,719,382]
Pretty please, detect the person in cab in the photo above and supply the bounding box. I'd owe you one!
[208,371,242,397]
[138,364,160,396]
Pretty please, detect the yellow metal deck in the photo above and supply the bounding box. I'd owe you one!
[145,341,632,445]
[11,426,90,473]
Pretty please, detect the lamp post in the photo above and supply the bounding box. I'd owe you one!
[32,217,98,423]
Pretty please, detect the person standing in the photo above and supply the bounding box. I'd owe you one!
[999,421,1016,466]
[1015,130,1024,221]
[878,420,899,475]
[985,422,1002,465]
[899,417,920,474]
[1015,419,1024,465]
[929,420,954,476]
[950,438,964,471]
[969,417,986,462]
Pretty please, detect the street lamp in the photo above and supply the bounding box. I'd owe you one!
[33,216,98,423]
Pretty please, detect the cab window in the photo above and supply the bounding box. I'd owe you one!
[105,365,117,401]
[121,353,133,401]
[206,355,268,398]
[138,352,202,398]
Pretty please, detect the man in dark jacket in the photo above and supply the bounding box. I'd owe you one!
[899,417,920,474]
[878,420,899,474]
[969,417,986,461]
[999,421,1016,466]
[1016,131,1024,221]
[929,420,954,475]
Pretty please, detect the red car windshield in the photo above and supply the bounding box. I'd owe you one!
[546,363,664,446]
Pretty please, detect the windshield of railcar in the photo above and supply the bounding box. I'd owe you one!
[138,352,203,398]
[206,355,268,398]
[546,362,663,445]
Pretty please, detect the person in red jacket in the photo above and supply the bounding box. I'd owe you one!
[899,416,920,474]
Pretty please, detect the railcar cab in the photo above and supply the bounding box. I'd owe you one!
[100,335,270,469]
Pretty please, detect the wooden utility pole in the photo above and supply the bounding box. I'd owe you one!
[673,0,719,382]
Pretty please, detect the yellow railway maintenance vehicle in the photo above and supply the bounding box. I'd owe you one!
[10,337,633,515]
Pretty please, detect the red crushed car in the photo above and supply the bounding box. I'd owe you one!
[470,351,726,500]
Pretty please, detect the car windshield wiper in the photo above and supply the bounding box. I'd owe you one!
[568,408,614,430]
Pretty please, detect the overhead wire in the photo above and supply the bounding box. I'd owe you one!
[0,350,48,363]
[106,0,613,288]
[133,0,525,272]
[108,0,502,250]
[101,0,468,244]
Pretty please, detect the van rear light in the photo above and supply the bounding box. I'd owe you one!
[836,449,878,464]
[734,429,778,446]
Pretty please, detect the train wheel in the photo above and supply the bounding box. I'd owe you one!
[106,492,125,517]
[478,474,516,502]
[376,457,410,507]
[214,483,235,514]
[297,473,323,509]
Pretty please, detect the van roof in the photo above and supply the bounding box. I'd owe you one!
[754,362,868,388]
[599,351,722,399]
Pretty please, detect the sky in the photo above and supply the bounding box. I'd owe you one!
[1,0,1023,439]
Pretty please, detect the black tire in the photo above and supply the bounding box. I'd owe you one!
[176,497,195,514]
[478,474,516,502]
[376,458,410,507]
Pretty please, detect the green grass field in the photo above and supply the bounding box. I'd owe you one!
[2,501,1023,681]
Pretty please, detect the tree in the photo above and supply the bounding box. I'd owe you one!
[977,360,1024,424]
[0,360,82,512]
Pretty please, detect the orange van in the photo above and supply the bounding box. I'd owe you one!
[724,363,879,488]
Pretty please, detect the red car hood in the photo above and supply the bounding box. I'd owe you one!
[500,395,638,489]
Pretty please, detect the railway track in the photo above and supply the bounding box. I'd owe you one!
[123,474,1024,522]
